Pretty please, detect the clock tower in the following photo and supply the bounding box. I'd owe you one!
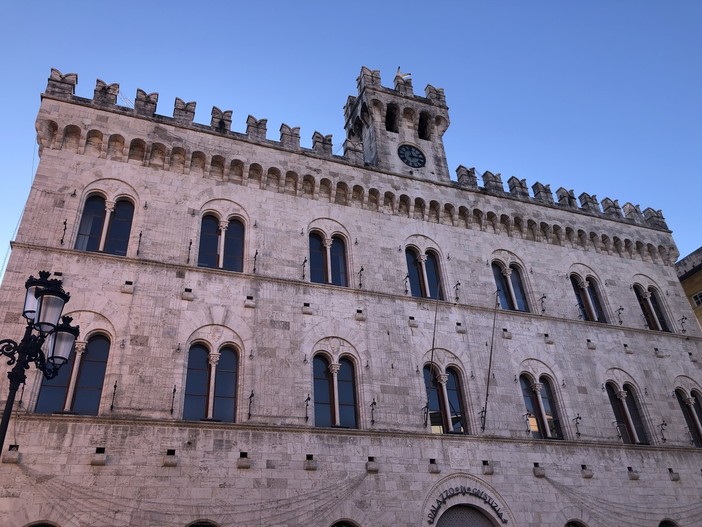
[344,66,451,183]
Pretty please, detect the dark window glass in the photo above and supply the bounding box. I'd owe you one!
[198,215,220,269]
[520,375,543,439]
[571,276,588,319]
[587,280,607,323]
[539,377,564,439]
[309,232,326,284]
[692,391,702,427]
[624,384,648,444]
[222,219,244,272]
[606,383,633,444]
[330,236,347,286]
[649,289,670,332]
[510,265,529,312]
[184,344,209,421]
[338,358,357,428]
[406,248,424,298]
[72,335,110,415]
[423,365,445,434]
[425,252,443,300]
[675,389,701,447]
[35,348,74,414]
[313,355,333,427]
[446,368,466,433]
[492,263,513,310]
[103,200,134,256]
[213,347,238,422]
[75,195,106,252]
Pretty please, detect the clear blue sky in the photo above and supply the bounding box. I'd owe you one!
[1,1,700,274]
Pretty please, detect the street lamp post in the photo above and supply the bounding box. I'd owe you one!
[0,271,79,454]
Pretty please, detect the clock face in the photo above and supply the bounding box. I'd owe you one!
[398,144,426,168]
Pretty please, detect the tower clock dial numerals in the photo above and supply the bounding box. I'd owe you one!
[398,145,426,168]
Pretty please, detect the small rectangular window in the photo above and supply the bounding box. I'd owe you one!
[693,291,702,307]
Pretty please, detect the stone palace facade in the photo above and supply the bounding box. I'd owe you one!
[0,67,701,526]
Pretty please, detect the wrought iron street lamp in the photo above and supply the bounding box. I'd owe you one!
[0,271,79,454]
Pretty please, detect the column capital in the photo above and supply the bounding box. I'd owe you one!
[616,389,628,401]
[104,201,115,212]
[530,382,543,393]
[74,341,87,355]
[208,352,221,366]
[437,373,448,386]
[219,220,229,230]
[329,362,341,375]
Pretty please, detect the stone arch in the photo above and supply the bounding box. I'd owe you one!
[149,142,167,169]
[246,163,261,187]
[170,146,186,173]
[107,134,125,161]
[486,211,498,234]
[367,188,380,211]
[190,151,207,176]
[319,178,332,201]
[128,138,146,164]
[398,194,411,217]
[210,155,225,180]
[228,159,244,184]
[85,129,103,157]
[61,124,81,152]
[383,191,396,214]
[442,203,455,226]
[413,198,426,220]
[284,171,298,195]
[302,174,315,197]
[266,167,281,191]
[36,119,58,150]
[458,206,470,228]
[428,200,440,223]
[335,181,349,205]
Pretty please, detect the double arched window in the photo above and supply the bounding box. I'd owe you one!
[519,374,563,439]
[570,274,607,323]
[183,344,238,422]
[423,365,466,434]
[674,388,702,447]
[309,232,348,286]
[633,284,670,331]
[313,355,357,428]
[198,215,245,272]
[406,247,443,299]
[492,262,529,311]
[75,195,134,256]
[35,334,110,415]
[606,382,649,444]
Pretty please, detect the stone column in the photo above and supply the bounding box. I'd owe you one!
[502,268,518,310]
[329,363,341,426]
[686,396,702,443]
[437,373,450,432]
[98,201,115,251]
[63,341,86,412]
[207,352,220,419]
[418,253,430,297]
[616,389,639,444]
[218,221,228,269]
[531,382,550,438]
[323,238,333,284]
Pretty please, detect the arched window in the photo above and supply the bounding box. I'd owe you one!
[36,335,110,415]
[675,389,702,447]
[606,382,649,444]
[198,216,245,272]
[385,103,399,133]
[423,365,467,434]
[492,263,529,311]
[309,232,348,286]
[75,196,134,256]
[633,285,670,331]
[184,344,238,422]
[436,505,495,527]
[520,375,563,439]
[406,248,443,299]
[418,112,430,140]
[313,355,357,428]
[570,275,607,322]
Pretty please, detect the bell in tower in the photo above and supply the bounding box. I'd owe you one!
[343,66,451,183]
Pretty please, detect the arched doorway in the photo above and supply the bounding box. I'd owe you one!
[436,504,497,527]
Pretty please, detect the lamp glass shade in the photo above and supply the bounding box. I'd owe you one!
[23,284,40,321]
[34,289,68,333]
[47,327,77,366]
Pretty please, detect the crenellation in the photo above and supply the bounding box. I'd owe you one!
[211,106,232,133]
[507,176,529,199]
[134,89,158,117]
[279,124,300,150]
[481,171,504,193]
[173,98,196,124]
[643,208,668,230]
[532,182,554,204]
[424,84,447,107]
[601,197,622,219]
[556,187,578,208]
[623,202,644,224]
[578,192,600,213]
[342,138,363,164]
[93,79,119,106]
[45,68,77,97]
[393,67,414,95]
[246,115,267,141]
[456,165,478,188]
[311,131,333,155]
[357,66,381,92]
